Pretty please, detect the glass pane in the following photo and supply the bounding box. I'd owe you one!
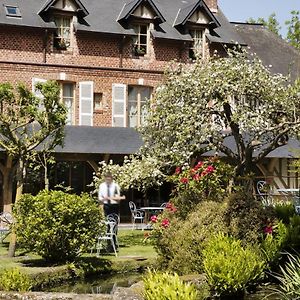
[63,98,73,125]
[63,84,73,98]
[6,6,17,14]
[140,87,151,103]
[128,87,138,102]
[140,35,147,45]
[140,25,147,34]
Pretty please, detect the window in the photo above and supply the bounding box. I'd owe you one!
[62,83,74,125]
[54,17,72,50]
[128,86,152,127]
[4,5,21,17]
[94,93,104,111]
[133,24,149,56]
[189,29,204,60]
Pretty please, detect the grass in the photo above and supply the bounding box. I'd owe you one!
[0,229,156,287]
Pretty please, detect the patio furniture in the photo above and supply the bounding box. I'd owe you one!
[257,180,274,207]
[0,212,13,243]
[140,206,166,229]
[160,202,167,208]
[95,220,119,257]
[129,201,144,230]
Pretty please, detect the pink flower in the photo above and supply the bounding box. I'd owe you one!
[150,215,158,223]
[161,218,170,228]
[206,165,215,174]
[166,202,177,213]
[193,174,201,181]
[180,177,189,184]
[175,167,181,174]
[264,226,273,235]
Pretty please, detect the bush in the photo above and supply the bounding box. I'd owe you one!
[143,270,199,300]
[273,253,300,299]
[0,268,32,291]
[274,202,295,224]
[154,201,228,274]
[286,215,300,250]
[225,191,276,244]
[14,190,103,262]
[203,234,265,297]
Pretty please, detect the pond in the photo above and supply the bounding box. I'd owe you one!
[45,272,142,295]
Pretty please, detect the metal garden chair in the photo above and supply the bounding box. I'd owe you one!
[129,201,144,230]
[0,212,13,243]
[257,180,274,207]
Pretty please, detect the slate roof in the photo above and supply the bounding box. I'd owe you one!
[0,0,242,43]
[54,126,143,155]
[233,23,300,81]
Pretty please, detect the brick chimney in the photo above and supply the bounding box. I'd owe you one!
[204,0,218,13]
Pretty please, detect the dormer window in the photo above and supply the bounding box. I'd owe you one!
[189,29,204,60]
[54,16,72,50]
[4,5,21,18]
[133,24,149,56]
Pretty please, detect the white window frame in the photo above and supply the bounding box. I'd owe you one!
[60,82,75,125]
[133,24,150,56]
[189,28,205,59]
[54,16,73,50]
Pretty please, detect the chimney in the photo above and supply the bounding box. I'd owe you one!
[204,0,218,13]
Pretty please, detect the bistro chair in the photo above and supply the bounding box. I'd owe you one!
[94,220,119,257]
[257,180,274,207]
[160,202,167,208]
[0,212,13,243]
[129,201,144,230]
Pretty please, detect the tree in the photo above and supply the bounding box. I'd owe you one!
[0,81,67,256]
[247,13,281,36]
[286,10,300,51]
[137,51,300,186]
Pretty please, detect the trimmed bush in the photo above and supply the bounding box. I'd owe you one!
[154,201,228,274]
[203,234,265,297]
[275,202,296,225]
[0,268,32,291]
[14,190,103,262]
[143,270,199,300]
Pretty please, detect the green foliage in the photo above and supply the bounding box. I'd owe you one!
[286,10,300,51]
[225,191,276,244]
[203,234,265,297]
[13,190,103,262]
[0,268,32,291]
[261,221,288,266]
[286,215,300,250]
[143,270,199,300]
[275,202,296,224]
[273,253,300,299]
[247,13,281,35]
[153,201,228,274]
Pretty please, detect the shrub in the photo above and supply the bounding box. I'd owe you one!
[153,201,228,274]
[274,202,295,224]
[0,268,32,291]
[260,221,288,267]
[203,234,265,297]
[14,190,103,262]
[143,270,199,300]
[273,253,300,299]
[225,191,276,244]
[286,215,300,250]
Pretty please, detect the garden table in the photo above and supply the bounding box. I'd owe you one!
[140,207,165,229]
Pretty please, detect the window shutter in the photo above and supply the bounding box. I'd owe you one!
[32,78,47,110]
[112,84,127,127]
[79,81,94,126]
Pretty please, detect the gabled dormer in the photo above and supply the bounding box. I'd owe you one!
[174,0,220,59]
[118,0,165,57]
[39,0,89,51]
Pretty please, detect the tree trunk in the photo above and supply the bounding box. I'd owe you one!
[8,159,26,257]
[2,156,14,213]
[44,163,49,191]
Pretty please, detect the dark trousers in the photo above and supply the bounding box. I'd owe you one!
[103,204,119,216]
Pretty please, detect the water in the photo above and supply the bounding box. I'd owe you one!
[46,272,142,294]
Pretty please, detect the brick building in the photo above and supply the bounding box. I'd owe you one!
[0,0,299,213]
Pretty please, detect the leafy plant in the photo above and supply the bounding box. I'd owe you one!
[203,234,265,297]
[143,270,199,300]
[14,190,104,262]
[286,215,300,250]
[273,253,300,299]
[274,201,296,224]
[0,268,32,291]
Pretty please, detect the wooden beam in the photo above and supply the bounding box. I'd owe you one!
[103,154,110,163]
[87,160,99,173]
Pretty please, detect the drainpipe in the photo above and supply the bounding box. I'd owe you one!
[43,29,48,63]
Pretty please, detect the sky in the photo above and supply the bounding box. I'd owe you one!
[218,0,300,36]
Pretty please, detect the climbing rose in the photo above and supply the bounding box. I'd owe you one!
[161,218,170,228]
[264,226,273,235]
[193,174,201,181]
[150,215,158,223]
[166,202,177,213]
[180,177,189,184]
[193,161,204,171]
[175,167,181,174]
[206,165,215,174]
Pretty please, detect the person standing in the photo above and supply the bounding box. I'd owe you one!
[98,172,123,216]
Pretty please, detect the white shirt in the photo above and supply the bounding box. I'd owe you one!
[98,182,120,205]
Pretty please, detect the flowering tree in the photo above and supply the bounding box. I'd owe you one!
[140,50,300,183]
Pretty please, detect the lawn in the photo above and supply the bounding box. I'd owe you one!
[0,229,156,287]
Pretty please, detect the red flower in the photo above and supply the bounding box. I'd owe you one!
[150,215,158,223]
[264,226,273,235]
[180,177,189,184]
[206,165,215,174]
[175,167,181,174]
[201,171,207,177]
[161,218,170,228]
[193,161,204,171]
[193,174,201,181]
[166,202,177,213]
